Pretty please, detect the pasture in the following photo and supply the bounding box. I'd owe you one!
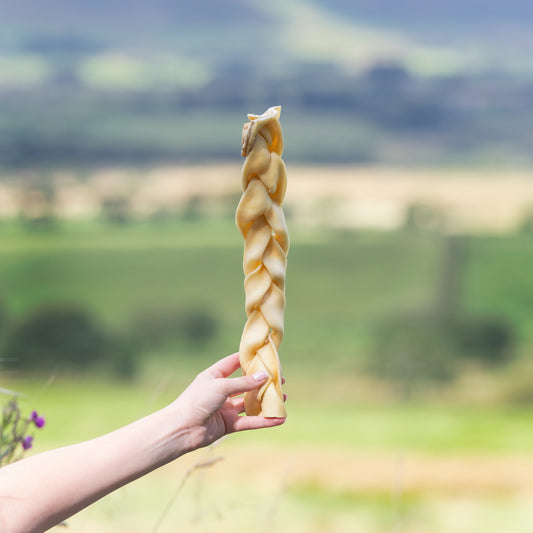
[2,166,533,532]
[9,374,533,533]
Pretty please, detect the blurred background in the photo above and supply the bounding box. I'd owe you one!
[1,1,533,532]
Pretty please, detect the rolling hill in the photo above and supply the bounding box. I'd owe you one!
[1,0,532,76]
[0,0,531,167]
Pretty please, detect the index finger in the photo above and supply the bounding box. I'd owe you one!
[206,352,241,379]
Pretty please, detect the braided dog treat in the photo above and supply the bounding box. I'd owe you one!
[236,106,288,418]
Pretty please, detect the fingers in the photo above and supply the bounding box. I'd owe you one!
[233,415,286,432]
[205,354,288,414]
[219,371,268,397]
[205,353,287,385]
[231,394,288,417]
[231,396,246,413]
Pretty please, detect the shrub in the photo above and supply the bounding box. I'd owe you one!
[130,306,218,351]
[3,303,136,376]
[370,314,458,387]
[100,196,131,224]
[370,312,516,390]
[403,203,446,233]
[181,195,204,221]
[455,316,515,366]
[181,309,218,346]
[518,209,533,234]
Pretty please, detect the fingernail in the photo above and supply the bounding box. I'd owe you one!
[252,370,268,382]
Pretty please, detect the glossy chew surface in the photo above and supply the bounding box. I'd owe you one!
[236,106,288,418]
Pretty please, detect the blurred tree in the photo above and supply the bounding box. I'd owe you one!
[19,176,57,229]
[403,203,447,234]
[371,315,458,394]
[3,304,137,377]
[433,235,466,321]
[181,194,204,221]
[517,208,533,234]
[181,309,218,348]
[129,306,218,352]
[100,196,131,224]
[455,316,515,365]
[371,234,515,390]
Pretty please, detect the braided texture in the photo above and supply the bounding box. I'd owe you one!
[236,106,289,418]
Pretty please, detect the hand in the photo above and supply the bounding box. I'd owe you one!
[170,353,286,451]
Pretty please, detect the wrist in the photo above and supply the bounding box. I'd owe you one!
[148,405,194,465]
[160,400,216,455]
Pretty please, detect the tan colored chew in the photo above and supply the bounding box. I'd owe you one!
[236,106,288,418]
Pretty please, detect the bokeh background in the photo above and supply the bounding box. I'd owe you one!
[2,1,533,532]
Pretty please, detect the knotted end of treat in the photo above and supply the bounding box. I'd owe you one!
[241,106,282,157]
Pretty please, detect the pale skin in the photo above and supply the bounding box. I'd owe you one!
[0,353,286,533]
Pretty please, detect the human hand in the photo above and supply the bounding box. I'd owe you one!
[170,353,286,452]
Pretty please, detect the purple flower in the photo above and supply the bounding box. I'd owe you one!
[30,410,46,428]
[21,436,33,450]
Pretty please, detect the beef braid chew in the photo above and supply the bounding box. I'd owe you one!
[236,106,288,418]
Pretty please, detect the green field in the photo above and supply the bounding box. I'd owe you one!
[2,219,533,532]
[7,374,533,533]
[1,219,533,370]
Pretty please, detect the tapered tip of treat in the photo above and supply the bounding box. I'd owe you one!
[241,106,282,157]
[247,106,281,122]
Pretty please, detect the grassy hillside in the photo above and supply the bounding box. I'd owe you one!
[3,215,533,533]
[0,221,437,368]
[1,219,532,389]
[3,212,533,532]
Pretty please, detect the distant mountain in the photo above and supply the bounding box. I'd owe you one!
[0,0,264,31]
[322,0,533,25]
[318,0,533,74]
[0,0,282,79]
[4,0,532,35]
[1,0,532,77]
[0,0,531,167]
